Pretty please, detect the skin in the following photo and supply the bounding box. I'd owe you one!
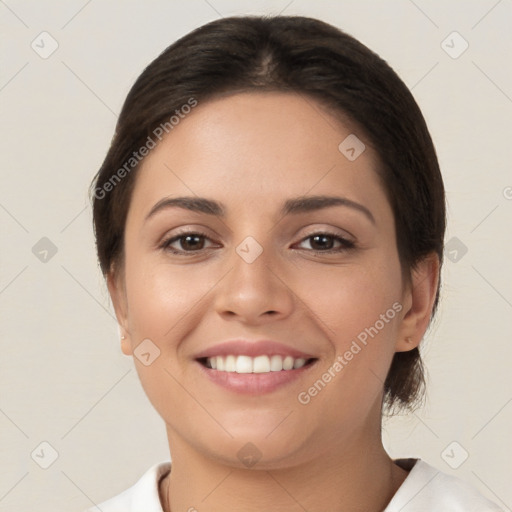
[108,91,440,512]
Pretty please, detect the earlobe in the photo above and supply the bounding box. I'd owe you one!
[106,270,133,356]
[120,334,133,356]
[395,252,440,353]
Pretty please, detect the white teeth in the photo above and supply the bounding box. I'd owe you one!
[236,355,252,373]
[225,355,236,372]
[283,355,294,370]
[253,355,270,373]
[270,355,283,371]
[293,358,306,369]
[204,354,312,373]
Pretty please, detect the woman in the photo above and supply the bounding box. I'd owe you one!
[86,15,502,512]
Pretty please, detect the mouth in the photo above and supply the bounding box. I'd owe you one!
[195,355,319,395]
[192,339,319,394]
[196,355,318,373]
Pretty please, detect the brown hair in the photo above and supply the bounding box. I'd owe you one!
[90,15,446,413]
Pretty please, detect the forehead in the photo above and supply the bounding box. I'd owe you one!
[129,91,390,222]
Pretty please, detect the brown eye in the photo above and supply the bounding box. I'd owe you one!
[161,232,215,254]
[296,232,355,253]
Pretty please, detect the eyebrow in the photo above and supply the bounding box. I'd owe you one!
[145,194,376,225]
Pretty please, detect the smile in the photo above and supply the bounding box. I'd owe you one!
[199,354,316,373]
[195,356,318,395]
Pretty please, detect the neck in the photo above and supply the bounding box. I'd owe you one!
[160,424,409,512]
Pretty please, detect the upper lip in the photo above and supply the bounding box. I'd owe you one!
[193,339,316,360]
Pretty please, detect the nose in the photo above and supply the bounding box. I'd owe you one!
[213,240,295,325]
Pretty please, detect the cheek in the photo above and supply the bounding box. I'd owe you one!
[294,257,404,408]
[122,255,202,419]
[294,257,403,411]
[124,254,210,340]
[296,258,403,348]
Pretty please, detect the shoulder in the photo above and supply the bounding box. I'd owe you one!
[83,461,171,512]
[385,458,504,512]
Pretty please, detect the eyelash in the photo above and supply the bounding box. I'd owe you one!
[160,230,356,255]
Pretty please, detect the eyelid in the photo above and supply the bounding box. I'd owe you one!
[159,228,218,253]
[160,227,357,256]
[296,225,355,242]
[158,224,217,244]
[293,231,356,252]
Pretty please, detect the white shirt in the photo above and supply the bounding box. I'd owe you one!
[85,458,504,511]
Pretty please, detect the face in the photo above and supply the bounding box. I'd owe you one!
[109,92,422,468]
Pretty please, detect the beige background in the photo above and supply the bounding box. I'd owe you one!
[1,0,511,510]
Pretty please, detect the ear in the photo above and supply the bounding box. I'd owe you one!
[395,252,440,352]
[106,269,133,356]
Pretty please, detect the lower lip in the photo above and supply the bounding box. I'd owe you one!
[195,360,318,395]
